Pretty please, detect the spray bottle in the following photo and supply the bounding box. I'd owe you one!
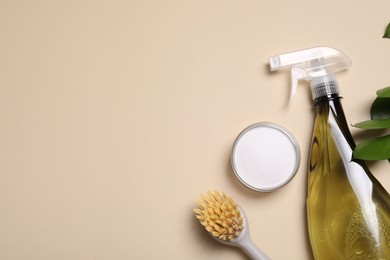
[269,46,390,259]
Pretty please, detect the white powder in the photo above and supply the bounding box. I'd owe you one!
[232,123,300,191]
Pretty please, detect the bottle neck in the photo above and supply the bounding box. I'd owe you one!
[313,94,356,148]
[313,93,341,106]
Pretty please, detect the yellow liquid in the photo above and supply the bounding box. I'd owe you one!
[307,97,390,259]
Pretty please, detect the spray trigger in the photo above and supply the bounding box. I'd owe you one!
[290,67,307,104]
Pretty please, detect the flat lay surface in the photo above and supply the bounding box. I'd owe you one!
[1,1,390,259]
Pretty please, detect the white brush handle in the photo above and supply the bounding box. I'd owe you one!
[237,235,271,260]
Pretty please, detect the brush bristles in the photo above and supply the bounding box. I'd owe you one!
[193,191,244,241]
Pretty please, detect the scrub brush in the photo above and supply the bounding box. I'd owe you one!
[194,191,270,260]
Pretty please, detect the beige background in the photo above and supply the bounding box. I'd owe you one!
[1,1,390,259]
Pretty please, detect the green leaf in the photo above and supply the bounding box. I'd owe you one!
[353,134,390,160]
[383,23,390,38]
[376,86,390,98]
[371,97,390,120]
[353,118,390,129]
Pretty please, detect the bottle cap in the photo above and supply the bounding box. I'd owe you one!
[231,122,300,192]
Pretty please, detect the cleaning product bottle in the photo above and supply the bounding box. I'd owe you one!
[269,46,390,259]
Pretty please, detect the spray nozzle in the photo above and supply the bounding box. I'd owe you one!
[269,46,352,102]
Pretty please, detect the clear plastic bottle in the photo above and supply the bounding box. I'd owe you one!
[270,47,390,259]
